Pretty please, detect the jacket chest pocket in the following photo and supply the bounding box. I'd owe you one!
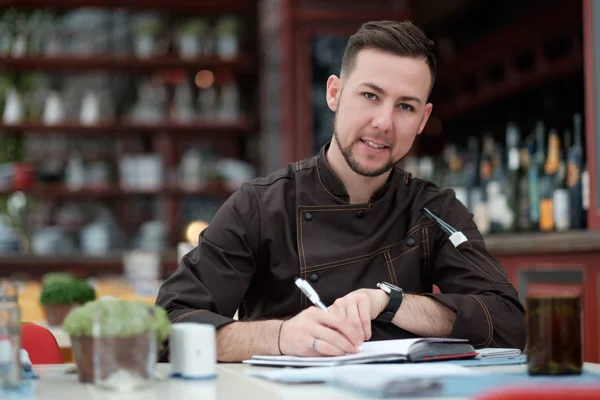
[298,226,430,309]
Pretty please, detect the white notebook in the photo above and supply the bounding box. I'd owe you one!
[243,337,475,367]
[476,348,521,359]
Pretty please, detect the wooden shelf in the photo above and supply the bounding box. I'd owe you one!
[0,119,253,136]
[0,251,179,278]
[484,230,600,255]
[0,0,255,13]
[432,1,582,120]
[0,55,253,72]
[0,182,233,198]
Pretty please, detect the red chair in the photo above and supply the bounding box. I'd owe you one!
[21,323,63,364]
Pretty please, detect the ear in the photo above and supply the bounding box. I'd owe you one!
[326,75,341,112]
[417,103,433,135]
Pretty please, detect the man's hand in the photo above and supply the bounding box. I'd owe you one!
[328,289,389,340]
[278,306,364,356]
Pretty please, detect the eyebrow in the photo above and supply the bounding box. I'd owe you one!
[360,82,423,104]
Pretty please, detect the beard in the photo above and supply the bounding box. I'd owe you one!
[332,112,395,177]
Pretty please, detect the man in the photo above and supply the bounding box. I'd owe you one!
[156,20,526,362]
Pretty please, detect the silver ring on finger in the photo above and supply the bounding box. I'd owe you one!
[312,337,318,352]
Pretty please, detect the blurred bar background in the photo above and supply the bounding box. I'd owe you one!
[0,0,598,362]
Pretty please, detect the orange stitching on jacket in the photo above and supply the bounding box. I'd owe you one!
[388,252,398,284]
[422,227,430,280]
[469,295,493,347]
[389,245,420,263]
[426,228,431,274]
[300,209,307,272]
[306,251,389,273]
[299,205,369,211]
[451,245,509,284]
[302,222,428,270]
[472,248,508,278]
[305,238,406,270]
[407,221,435,237]
[384,252,395,285]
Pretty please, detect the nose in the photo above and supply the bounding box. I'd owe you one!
[370,104,393,133]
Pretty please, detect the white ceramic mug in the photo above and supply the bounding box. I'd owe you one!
[170,323,216,379]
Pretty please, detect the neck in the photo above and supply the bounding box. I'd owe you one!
[326,140,391,204]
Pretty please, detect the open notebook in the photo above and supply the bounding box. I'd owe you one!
[243,338,478,367]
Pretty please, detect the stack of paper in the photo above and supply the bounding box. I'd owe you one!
[476,348,521,359]
[246,363,478,384]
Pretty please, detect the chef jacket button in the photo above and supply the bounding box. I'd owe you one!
[310,273,319,282]
[406,238,416,247]
[356,210,365,218]
[304,212,313,221]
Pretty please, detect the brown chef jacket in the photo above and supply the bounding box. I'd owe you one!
[156,143,526,351]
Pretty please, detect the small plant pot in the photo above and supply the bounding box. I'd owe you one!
[70,334,153,384]
[43,304,79,326]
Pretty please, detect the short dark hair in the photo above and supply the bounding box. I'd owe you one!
[341,20,436,89]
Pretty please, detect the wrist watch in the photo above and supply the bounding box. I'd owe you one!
[375,281,404,323]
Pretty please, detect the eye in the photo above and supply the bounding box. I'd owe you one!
[363,92,377,101]
[399,103,415,111]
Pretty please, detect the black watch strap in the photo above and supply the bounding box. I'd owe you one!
[375,288,403,323]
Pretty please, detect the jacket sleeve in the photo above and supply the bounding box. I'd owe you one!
[156,182,260,329]
[422,189,526,351]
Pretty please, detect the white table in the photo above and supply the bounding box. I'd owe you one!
[29,362,600,400]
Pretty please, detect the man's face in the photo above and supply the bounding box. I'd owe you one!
[326,48,433,177]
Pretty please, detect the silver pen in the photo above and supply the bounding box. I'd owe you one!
[295,277,329,311]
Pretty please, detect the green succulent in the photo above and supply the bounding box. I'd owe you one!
[39,279,96,306]
[62,299,171,343]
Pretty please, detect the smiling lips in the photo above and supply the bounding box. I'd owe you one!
[360,138,390,151]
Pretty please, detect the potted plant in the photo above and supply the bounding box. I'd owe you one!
[39,278,96,326]
[62,299,171,384]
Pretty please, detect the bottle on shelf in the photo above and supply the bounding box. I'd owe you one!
[505,122,521,232]
[528,122,545,230]
[517,137,532,232]
[567,113,586,229]
[552,129,570,232]
[539,129,560,232]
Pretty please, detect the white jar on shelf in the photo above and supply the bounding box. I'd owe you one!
[2,87,23,125]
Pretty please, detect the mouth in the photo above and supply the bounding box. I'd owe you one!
[359,138,390,151]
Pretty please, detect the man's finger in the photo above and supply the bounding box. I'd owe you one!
[308,336,346,356]
[310,324,358,355]
[345,297,365,340]
[328,304,347,319]
[357,294,372,340]
[315,311,364,348]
